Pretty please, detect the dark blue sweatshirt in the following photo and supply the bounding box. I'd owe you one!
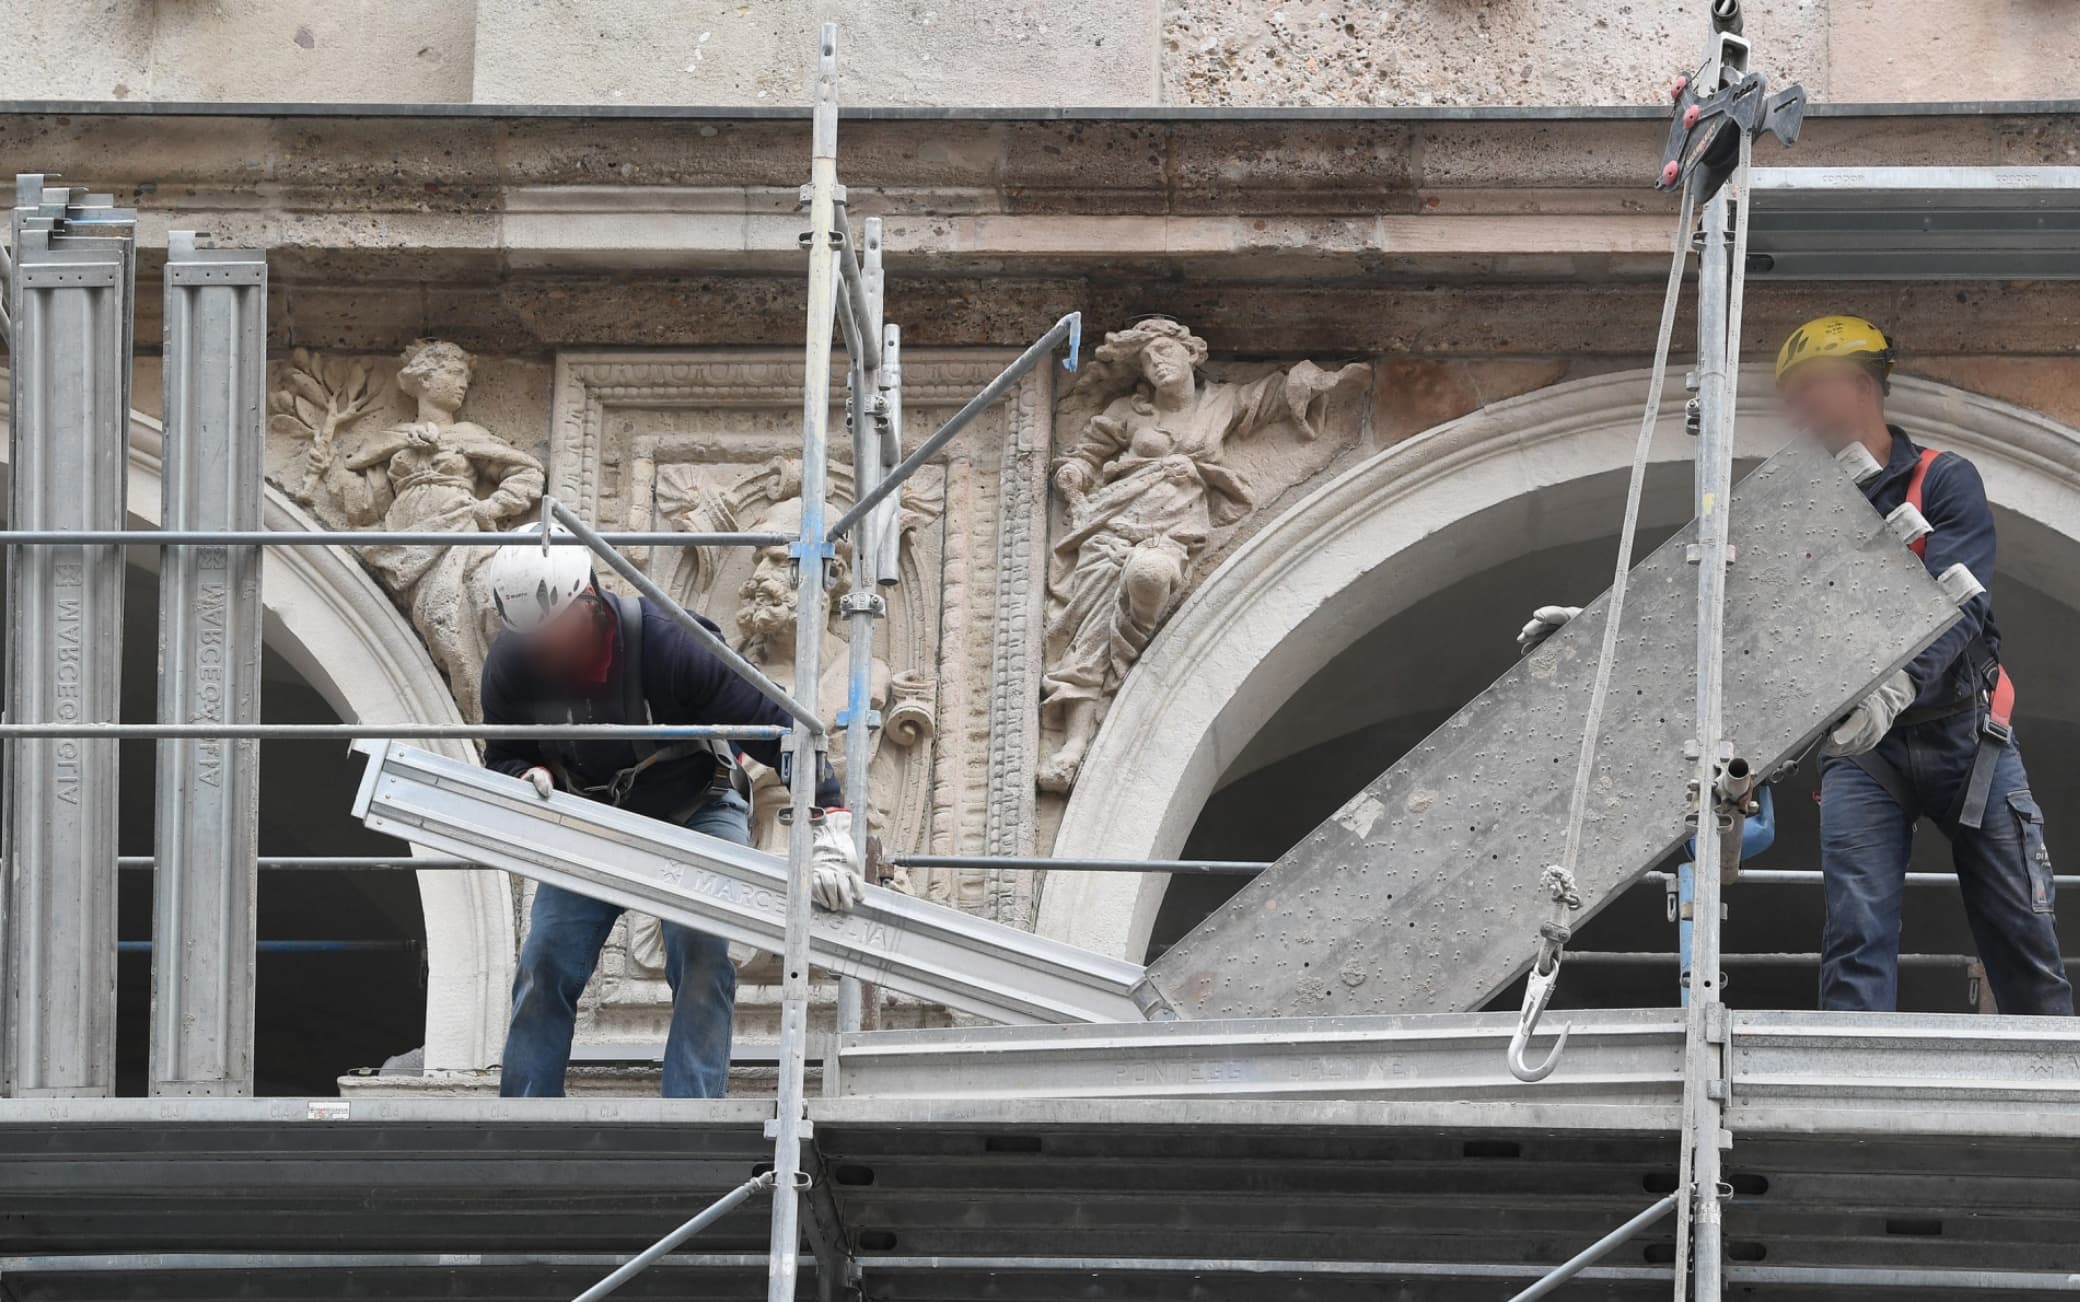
[480,595,839,818]
[1857,426,2001,713]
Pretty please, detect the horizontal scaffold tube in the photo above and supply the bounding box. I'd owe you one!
[0,723,787,741]
[0,529,786,547]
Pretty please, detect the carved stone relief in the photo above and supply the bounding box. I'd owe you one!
[267,341,545,722]
[1036,317,1372,793]
[538,350,1052,1046]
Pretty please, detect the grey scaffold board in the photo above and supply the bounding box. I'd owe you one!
[1139,439,1962,1021]
[348,741,1145,1025]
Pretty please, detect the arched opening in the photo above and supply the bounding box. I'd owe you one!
[2,385,515,1084]
[110,562,428,1094]
[1042,371,2080,1016]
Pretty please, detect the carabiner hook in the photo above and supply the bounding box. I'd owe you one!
[1506,957,1571,1083]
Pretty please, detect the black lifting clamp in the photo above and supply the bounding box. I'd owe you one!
[1655,9,1808,207]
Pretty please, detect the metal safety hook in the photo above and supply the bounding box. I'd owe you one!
[1508,956,1571,1083]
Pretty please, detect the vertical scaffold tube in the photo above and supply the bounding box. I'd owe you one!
[837,215,886,1036]
[768,23,841,1302]
[1680,48,1748,1298]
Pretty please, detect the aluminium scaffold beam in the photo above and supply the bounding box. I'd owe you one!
[348,739,1147,1026]
[149,232,268,1098]
[2,176,136,1098]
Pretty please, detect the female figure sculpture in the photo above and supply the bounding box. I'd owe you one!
[1037,317,1367,791]
[296,339,545,720]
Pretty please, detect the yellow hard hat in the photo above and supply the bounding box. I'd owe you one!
[1775,315,1895,383]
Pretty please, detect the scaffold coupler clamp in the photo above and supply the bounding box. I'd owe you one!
[1656,60,1807,203]
[1508,865,1583,1083]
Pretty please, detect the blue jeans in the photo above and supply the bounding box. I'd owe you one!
[499,791,747,1098]
[1820,711,2072,1015]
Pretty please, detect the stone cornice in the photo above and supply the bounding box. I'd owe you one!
[4,110,2073,236]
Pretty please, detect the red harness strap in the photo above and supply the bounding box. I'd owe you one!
[1905,444,2016,758]
[1903,446,1940,559]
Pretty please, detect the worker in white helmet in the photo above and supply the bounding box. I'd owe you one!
[479,523,863,1098]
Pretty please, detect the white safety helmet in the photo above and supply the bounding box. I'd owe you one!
[485,522,594,634]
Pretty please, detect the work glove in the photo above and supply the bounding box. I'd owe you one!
[1517,605,1583,656]
[521,766,556,800]
[1820,671,1916,758]
[810,810,865,913]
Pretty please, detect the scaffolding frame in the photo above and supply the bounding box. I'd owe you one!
[5,13,2080,1302]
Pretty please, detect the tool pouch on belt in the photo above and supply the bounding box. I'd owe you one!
[549,595,745,822]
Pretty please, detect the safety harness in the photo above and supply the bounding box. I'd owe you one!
[1849,448,2015,829]
[547,594,742,821]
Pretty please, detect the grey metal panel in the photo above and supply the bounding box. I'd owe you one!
[1749,166,2080,280]
[1728,1010,2080,1134]
[150,233,268,1098]
[347,740,1146,1025]
[3,179,135,1098]
[833,1010,1684,1103]
[1142,440,1961,1022]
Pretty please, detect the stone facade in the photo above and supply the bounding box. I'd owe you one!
[12,50,2080,1074]
[3,1,2069,106]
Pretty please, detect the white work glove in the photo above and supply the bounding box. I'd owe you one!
[1821,671,1916,758]
[1517,605,1582,656]
[810,810,865,913]
[521,766,556,800]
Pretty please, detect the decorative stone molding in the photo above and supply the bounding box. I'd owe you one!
[546,348,1053,1044]
[1039,369,2080,963]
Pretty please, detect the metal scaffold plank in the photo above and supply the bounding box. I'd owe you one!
[346,740,1146,1026]
[150,232,267,1098]
[1749,166,2080,280]
[1139,439,1962,1022]
[2,176,136,1098]
[831,1009,1685,1105]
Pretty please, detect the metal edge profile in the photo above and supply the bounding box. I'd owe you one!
[348,741,1146,1026]
[831,1009,1688,1102]
[1750,165,2080,198]
[1726,1009,2080,1129]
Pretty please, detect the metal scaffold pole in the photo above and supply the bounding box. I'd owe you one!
[769,22,842,1302]
[2,176,136,1098]
[1678,16,1753,1299]
[835,211,886,1037]
[150,232,268,1097]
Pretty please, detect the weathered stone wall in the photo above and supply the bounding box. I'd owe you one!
[1,1,2070,106]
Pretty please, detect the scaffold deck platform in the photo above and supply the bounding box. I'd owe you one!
[4,1009,2078,1301]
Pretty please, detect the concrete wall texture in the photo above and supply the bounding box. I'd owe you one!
[1,0,2070,107]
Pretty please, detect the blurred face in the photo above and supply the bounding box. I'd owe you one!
[523,590,605,678]
[1776,359,1884,451]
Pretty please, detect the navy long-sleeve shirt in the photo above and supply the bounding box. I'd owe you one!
[481,595,840,818]
[1858,426,2000,712]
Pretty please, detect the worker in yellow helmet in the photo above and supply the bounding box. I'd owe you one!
[1777,315,2070,1015]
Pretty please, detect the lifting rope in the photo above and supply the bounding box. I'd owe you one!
[1507,177,1702,1083]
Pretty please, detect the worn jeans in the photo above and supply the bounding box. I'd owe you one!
[1819,710,2072,1015]
[499,790,748,1098]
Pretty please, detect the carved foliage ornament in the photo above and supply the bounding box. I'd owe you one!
[268,342,546,723]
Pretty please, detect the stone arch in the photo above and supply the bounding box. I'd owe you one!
[0,381,513,1070]
[1038,369,2080,962]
